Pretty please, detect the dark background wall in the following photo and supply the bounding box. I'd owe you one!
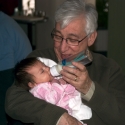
[108,0,125,74]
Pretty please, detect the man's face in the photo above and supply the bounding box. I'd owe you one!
[54,16,93,60]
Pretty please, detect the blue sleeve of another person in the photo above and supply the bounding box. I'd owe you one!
[0,11,32,71]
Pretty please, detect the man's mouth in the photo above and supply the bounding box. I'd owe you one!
[61,54,71,59]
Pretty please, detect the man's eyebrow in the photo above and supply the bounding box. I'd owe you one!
[68,34,79,38]
[54,29,61,34]
[54,30,79,38]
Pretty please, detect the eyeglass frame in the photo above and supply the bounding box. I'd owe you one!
[51,29,90,46]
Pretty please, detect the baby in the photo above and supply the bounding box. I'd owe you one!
[15,57,92,124]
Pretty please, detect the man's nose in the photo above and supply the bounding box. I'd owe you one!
[60,39,68,52]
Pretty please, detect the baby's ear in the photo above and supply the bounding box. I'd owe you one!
[28,82,35,88]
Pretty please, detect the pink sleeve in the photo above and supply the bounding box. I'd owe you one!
[29,82,64,105]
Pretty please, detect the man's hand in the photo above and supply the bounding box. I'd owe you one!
[61,61,92,94]
[58,113,83,125]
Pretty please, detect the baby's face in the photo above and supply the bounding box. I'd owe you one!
[27,61,54,85]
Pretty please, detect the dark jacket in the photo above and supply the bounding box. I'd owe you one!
[5,48,125,125]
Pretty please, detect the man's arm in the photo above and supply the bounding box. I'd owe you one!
[58,113,83,125]
[5,84,83,125]
[5,83,66,125]
[84,58,125,125]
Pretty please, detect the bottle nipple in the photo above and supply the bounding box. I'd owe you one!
[50,64,62,76]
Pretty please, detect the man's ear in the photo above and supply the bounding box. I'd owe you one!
[28,82,35,88]
[88,31,97,46]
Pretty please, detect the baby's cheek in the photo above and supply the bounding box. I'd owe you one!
[50,75,54,81]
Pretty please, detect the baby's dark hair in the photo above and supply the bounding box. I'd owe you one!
[15,57,40,90]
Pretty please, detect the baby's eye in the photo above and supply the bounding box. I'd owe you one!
[41,69,44,74]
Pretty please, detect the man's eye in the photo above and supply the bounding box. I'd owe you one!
[69,39,77,43]
[55,35,62,39]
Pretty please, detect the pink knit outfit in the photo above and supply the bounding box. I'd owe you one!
[30,78,92,123]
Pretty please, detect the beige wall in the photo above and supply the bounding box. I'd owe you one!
[35,0,65,49]
[86,0,96,5]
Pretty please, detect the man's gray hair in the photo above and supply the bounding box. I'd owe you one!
[55,0,98,34]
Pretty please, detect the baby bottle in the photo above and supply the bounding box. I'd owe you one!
[50,49,93,77]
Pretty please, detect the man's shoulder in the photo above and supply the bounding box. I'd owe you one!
[88,51,123,82]
[91,51,120,69]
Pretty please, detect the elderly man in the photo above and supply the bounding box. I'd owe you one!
[5,0,125,125]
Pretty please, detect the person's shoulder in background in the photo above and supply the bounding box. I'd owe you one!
[0,11,32,71]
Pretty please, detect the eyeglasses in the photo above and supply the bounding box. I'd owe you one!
[51,29,89,46]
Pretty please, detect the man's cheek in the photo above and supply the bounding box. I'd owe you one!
[54,42,60,48]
